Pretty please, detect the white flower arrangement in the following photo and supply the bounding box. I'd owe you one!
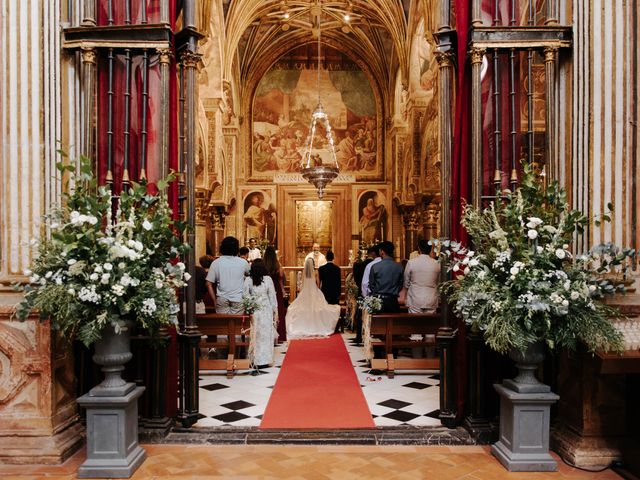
[241,294,262,315]
[15,155,190,347]
[437,163,635,355]
[358,295,383,314]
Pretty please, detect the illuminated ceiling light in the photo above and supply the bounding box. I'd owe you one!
[283,11,290,19]
[343,13,350,22]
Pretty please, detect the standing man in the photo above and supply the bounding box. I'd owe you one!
[206,236,250,314]
[247,238,261,262]
[351,246,375,344]
[369,241,403,313]
[304,242,327,268]
[361,244,381,298]
[319,250,341,305]
[404,239,440,313]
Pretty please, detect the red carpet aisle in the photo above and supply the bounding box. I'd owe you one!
[260,334,375,429]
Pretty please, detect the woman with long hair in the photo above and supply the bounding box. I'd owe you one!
[263,246,287,342]
[285,258,340,339]
[242,259,278,368]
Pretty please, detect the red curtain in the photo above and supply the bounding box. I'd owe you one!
[95,0,179,418]
[451,0,472,420]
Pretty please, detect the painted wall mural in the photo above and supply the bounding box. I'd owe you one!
[241,188,277,245]
[251,44,382,181]
[354,187,389,244]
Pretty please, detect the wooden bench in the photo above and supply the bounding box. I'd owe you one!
[195,313,251,378]
[369,313,442,378]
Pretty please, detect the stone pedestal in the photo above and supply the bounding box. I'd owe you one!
[492,384,559,472]
[77,386,146,478]
[0,308,83,464]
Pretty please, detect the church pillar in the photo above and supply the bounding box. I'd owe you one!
[81,0,96,26]
[470,47,486,208]
[435,49,454,243]
[209,206,227,256]
[157,48,173,180]
[544,46,559,181]
[176,4,202,425]
[80,47,97,159]
[195,189,208,261]
[422,201,440,242]
[402,208,420,259]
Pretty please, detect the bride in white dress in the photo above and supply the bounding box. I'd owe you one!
[286,258,341,339]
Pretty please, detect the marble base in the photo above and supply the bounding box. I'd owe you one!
[551,423,622,469]
[492,383,559,472]
[77,386,146,478]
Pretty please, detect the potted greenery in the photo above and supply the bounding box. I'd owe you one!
[438,163,633,471]
[16,156,188,387]
[14,156,189,476]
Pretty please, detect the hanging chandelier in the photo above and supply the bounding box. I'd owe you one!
[300,4,339,199]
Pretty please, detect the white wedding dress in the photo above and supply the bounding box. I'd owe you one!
[286,258,341,339]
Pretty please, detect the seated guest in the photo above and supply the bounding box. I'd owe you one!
[239,246,250,262]
[319,250,341,305]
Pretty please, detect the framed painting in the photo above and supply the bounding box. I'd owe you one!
[352,186,391,244]
[239,187,277,246]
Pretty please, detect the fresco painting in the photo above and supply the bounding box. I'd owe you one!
[251,45,380,179]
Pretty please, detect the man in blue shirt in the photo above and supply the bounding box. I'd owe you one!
[206,236,250,314]
[368,241,403,313]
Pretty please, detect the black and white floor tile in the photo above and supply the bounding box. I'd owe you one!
[195,333,441,428]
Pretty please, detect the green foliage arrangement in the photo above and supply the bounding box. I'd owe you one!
[15,155,190,347]
[438,163,634,355]
[358,295,382,314]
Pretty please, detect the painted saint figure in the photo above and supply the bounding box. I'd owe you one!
[359,195,386,244]
[244,194,266,240]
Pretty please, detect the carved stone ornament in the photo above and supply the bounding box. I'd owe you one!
[543,46,558,63]
[81,47,97,65]
[180,51,202,69]
[469,47,486,65]
[210,206,226,230]
[157,48,173,65]
[435,51,454,68]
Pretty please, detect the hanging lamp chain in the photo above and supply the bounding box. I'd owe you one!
[317,9,321,104]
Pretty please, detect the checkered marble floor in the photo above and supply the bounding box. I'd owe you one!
[195,333,441,428]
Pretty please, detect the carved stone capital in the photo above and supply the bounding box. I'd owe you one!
[81,47,97,65]
[435,51,455,69]
[157,48,173,65]
[543,46,558,63]
[209,206,227,230]
[401,207,421,231]
[469,47,486,65]
[180,51,202,69]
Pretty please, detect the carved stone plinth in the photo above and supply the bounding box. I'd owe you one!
[0,307,83,464]
[77,386,146,478]
[492,384,559,472]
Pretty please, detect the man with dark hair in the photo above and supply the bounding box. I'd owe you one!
[369,241,403,313]
[351,245,377,344]
[361,243,381,298]
[195,255,215,313]
[319,250,341,305]
[206,236,250,314]
[247,238,261,262]
[238,246,250,262]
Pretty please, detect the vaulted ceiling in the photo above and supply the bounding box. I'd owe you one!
[221,0,411,111]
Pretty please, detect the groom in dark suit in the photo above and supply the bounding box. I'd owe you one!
[319,250,341,305]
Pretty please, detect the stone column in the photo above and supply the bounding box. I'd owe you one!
[209,206,227,256]
[157,48,172,180]
[544,47,559,181]
[470,47,486,208]
[402,208,420,259]
[81,47,97,160]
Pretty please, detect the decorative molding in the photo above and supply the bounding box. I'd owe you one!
[157,48,173,65]
[80,47,97,65]
[180,51,202,69]
[273,173,356,184]
[469,47,486,65]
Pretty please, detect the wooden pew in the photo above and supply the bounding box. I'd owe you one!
[195,313,251,378]
[369,313,442,378]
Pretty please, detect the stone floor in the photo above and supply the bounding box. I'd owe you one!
[196,333,441,428]
[0,444,622,479]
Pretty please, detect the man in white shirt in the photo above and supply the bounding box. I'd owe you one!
[206,236,250,314]
[361,244,381,297]
[304,242,327,268]
[247,238,262,262]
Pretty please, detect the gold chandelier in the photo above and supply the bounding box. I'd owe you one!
[300,4,339,199]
